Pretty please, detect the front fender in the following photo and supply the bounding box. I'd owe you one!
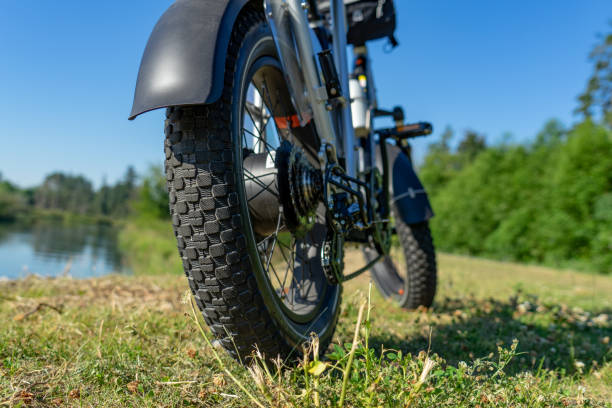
[129,0,250,120]
[378,143,434,225]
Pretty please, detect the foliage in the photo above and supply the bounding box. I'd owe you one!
[34,172,96,215]
[32,167,138,217]
[131,165,170,220]
[118,218,182,275]
[421,119,612,273]
[0,165,168,222]
[1,254,610,406]
[0,174,29,221]
[95,167,138,216]
[419,127,487,196]
[576,29,612,127]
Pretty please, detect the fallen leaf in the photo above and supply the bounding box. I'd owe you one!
[308,361,328,377]
[127,381,140,394]
[212,374,226,388]
[18,390,34,404]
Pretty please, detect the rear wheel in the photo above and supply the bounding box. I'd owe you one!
[164,7,340,362]
[365,215,437,309]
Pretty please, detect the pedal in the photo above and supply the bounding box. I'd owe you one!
[376,122,433,140]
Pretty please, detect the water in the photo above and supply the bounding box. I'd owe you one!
[0,220,130,279]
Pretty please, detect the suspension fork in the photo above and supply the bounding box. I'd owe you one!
[264,0,355,175]
[329,0,356,178]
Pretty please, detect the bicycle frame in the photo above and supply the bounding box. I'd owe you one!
[264,0,359,178]
[265,0,392,281]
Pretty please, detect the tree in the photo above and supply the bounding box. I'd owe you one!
[132,165,169,220]
[96,177,111,215]
[457,130,487,161]
[420,127,487,194]
[533,119,566,149]
[93,167,139,216]
[0,177,27,220]
[419,126,457,193]
[34,173,95,214]
[576,29,612,126]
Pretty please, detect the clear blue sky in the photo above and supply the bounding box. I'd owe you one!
[1,1,610,187]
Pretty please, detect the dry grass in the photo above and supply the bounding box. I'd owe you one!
[1,252,610,406]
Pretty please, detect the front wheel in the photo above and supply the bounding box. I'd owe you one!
[164,6,341,362]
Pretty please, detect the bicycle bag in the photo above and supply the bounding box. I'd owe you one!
[317,0,397,46]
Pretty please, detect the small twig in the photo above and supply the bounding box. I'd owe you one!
[339,301,366,408]
[155,380,197,386]
[97,319,104,359]
[13,303,62,321]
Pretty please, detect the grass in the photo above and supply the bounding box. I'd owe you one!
[118,218,183,276]
[17,209,117,226]
[1,252,611,407]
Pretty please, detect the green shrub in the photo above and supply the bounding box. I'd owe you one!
[422,119,612,273]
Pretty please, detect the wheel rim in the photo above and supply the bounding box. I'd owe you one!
[233,52,339,339]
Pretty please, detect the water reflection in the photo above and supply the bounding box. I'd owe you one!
[0,220,130,279]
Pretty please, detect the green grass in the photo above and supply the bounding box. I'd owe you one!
[17,209,117,225]
[1,253,611,407]
[118,218,183,275]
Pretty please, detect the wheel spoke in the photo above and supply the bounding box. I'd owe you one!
[265,212,283,272]
[277,238,304,304]
[268,261,285,296]
[240,73,329,318]
[244,98,265,140]
[242,127,277,153]
[243,167,278,201]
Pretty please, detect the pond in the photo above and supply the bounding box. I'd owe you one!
[0,220,130,279]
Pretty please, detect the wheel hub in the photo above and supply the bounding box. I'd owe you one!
[243,140,323,237]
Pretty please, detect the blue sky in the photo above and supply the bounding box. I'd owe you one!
[0,1,610,187]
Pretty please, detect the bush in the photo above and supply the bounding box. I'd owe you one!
[422,119,612,273]
[0,179,28,221]
[132,165,169,220]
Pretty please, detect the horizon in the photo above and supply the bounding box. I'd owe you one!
[1,1,610,188]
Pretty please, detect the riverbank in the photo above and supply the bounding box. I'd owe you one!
[0,209,117,227]
[1,253,610,407]
[118,218,182,276]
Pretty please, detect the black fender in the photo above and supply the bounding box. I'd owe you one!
[377,143,434,225]
[129,0,251,120]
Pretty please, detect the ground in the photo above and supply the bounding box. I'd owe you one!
[1,252,611,407]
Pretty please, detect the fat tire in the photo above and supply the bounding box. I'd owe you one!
[164,6,340,362]
[395,220,437,309]
[366,214,437,309]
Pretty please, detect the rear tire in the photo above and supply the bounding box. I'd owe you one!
[365,215,437,309]
[164,6,340,362]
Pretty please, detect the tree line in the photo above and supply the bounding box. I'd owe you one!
[420,31,612,273]
[0,166,168,221]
